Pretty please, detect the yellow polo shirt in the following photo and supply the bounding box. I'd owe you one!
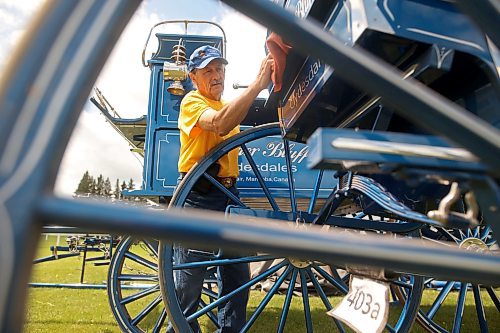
[178,90,240,178]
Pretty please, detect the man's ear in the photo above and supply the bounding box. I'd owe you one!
[189,72,197,88]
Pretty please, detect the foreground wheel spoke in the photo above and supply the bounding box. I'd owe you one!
[173,254,277,270]
[283,139,297,213]
[241,143,279,211]
[308,170,324,214]
[242,265,293,332]
[452,283,468,333]
[120,284,160,305]
[187,260,288,322]
[486,287,500,311]
[144,239,159,257]
[299,269,314,333]
[305,268,347,332]
[124,251,158,271]
[427,281,454,319]
[472,285,489,333]
[311,264,348,294]
[152,309,167,333]
[131,295,163,326]
[118,274,158,282]
[199,298,220,329]
[277,269,298,333]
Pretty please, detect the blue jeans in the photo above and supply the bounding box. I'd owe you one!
[171,182,249,333]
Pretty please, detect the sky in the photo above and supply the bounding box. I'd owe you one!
[0,0,268,196]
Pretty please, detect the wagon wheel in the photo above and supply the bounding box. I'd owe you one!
[108,237,219,332]
[159,123,424,332]
[415,224,499,333]
[108,237,165,332]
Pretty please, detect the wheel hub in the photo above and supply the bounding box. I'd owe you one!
[459,237,489,252]
[289,257,311,268]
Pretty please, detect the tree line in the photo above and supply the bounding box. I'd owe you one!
[75,170,135,200]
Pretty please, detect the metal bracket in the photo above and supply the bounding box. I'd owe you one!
[427,182,480,228]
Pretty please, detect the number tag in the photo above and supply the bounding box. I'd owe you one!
[327,276,389,333]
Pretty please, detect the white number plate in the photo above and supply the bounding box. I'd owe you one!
[327,276,390,333]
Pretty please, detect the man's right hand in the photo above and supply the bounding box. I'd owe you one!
[254,53,274,91]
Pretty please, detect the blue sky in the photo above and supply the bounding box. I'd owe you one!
[0,0,267,196]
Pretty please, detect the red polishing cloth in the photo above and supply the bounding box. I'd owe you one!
[265,32,292,92]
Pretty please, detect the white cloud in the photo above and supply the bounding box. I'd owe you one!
[220,11,268,100]
[0,0,41,14]
[0,0,47,71]
[95,5,162,118]
[55,109,143,196]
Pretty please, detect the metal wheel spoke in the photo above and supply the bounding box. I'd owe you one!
[311,264,348,294]
[203,172,247,207]
[458,229,467,240]
[480,225,492,240]
[173,254,277,270]
[305,268,347,332]
[427,281,455,319]
[241,143,279,211]
[440,228,462,243]
[199,298,220,329]
[187,260,288,322]
[305,268,332,310]
[120,284,160,305]
[118,274,158,282]
[486,287,500,310]
[201,286,218,300]
[278,269,298,333]
[152,308,167,333]
[307,170,324,214]
[143,239,159,257]
[472,285,489,333]
[391,279,415,290]
[452,283,468,333]
[473,227,481,238]
[299,269,314,333]
[282,138,297,213]
[242,265,293,332]
[130,295,163,326]
[124,251,158,271]
[422,236,455,247]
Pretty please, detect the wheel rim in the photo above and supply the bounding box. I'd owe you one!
[108,237,167,332]
[159,124,424,332]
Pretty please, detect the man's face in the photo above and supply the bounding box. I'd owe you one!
[189,59,226,100]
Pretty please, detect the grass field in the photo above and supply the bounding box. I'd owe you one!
[24,235,498,332]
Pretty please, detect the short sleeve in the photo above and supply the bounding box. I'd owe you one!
[179,93,209,138]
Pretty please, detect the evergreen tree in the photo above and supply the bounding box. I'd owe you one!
[121,180,128,200]
[75,171,91,194]
[114,179,121,199]
[127,178,135,191]
[96,174,105,196]
[104,177,112,196]
[90,177,97,195]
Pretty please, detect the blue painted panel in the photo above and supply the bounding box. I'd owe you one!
[236,132,338,198]
[141,129,337,198]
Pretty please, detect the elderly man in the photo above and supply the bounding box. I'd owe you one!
[172,45,273,333]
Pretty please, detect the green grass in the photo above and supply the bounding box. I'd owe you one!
[24,236,499,332]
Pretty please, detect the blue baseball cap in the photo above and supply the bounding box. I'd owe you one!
[187,45,228,72]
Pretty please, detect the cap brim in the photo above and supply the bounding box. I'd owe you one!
[196,56,228,70]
